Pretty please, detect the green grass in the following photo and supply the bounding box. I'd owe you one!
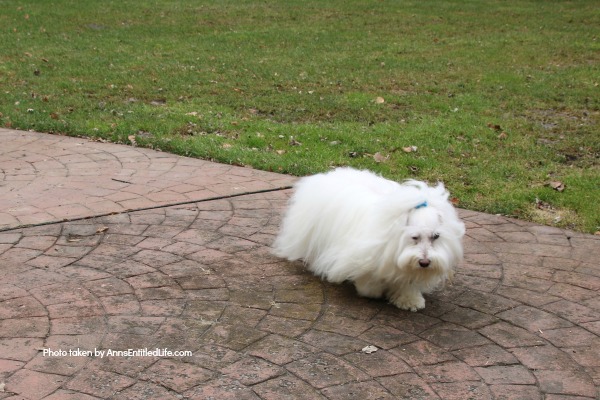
[1,0,598,233]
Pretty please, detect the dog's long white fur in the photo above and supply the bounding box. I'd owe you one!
[273,167,465,311]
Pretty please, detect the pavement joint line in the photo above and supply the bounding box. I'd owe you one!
[0,185,294,233]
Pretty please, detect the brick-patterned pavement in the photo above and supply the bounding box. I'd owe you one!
[1,129,599,399]
[0,130,294,230]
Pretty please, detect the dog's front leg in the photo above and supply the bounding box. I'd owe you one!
[389,284,425,312]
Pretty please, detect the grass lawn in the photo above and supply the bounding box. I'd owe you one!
[1,0,598,233]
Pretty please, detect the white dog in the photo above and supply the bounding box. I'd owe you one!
[273,168,465,311]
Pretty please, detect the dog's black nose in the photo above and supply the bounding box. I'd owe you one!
[419,259,430,268]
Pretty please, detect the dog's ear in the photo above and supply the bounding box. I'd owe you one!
[445,214,466,237]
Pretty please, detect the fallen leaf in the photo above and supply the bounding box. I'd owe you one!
[222,143,232,149]
[361,345,378,354]
[50,112,59,120]
[497,132,508,140]
[594,231,600,236]
[289,136,302,146]
[487,123,502,131]
[402,146,418,153]
[549,181,565,192]
[96,227,109,234]
[373,152,388,163]
[450,197,460,205]
[375,96,385,104]
[128,135,137,145]
[275,149,286,155]
[535,198,553,210]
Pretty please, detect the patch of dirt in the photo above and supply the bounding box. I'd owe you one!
[528,198,579,229]
[525,108,599,167]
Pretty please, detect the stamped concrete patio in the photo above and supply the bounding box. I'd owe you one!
[1,128,599,399]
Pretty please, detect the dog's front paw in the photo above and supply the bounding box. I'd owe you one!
[391,293,425,312]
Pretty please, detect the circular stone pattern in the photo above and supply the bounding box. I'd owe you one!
[0,191,599,399]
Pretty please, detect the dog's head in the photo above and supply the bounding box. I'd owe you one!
[394,202,465,280]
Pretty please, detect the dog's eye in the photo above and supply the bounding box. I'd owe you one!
[432,233,440,240]
[411,235,420,241]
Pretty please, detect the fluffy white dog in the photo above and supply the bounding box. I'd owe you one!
[273,167,465,311]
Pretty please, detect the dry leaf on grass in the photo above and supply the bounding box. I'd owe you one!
[487,123,502,131]
[373,152,388,163]
[549,181,565,192]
